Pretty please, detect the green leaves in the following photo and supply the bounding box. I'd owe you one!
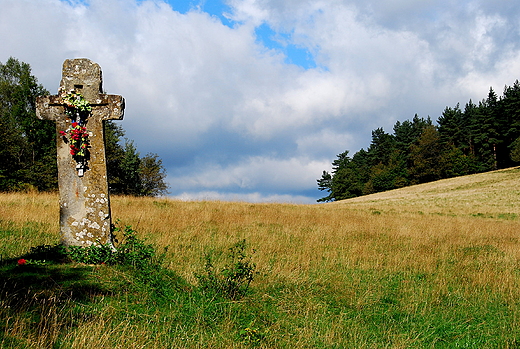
[0,57,54,191]
[66,222,158,267]
[62,92,92,115]
[104,121,169,196]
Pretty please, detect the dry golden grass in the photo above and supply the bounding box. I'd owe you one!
[2,167,520,347]
[2,167,520,291]
[338,166,520,216]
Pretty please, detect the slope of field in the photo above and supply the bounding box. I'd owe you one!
[335,166,520,218]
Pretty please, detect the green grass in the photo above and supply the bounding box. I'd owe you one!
[0,220,57,262]
[2,224,520,348]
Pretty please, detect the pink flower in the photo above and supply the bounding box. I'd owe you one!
[18,259,26,266]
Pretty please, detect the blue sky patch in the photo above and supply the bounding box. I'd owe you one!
[164,0,234,27]
[254,23,317,69]
[164,0,317,69]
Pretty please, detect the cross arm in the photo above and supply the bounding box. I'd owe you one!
[36,95,64,121]
[93,94,125,121]
[35,94,125,121]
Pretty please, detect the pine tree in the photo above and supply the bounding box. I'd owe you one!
[409,125,444,183]
[104,121,169,196]
[367,128,395,167]
[317,170,333,202]
[318,80,520,201]
[502,81,520,165]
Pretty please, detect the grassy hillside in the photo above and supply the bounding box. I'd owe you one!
[1,167,520,348]
[336,166,520,217]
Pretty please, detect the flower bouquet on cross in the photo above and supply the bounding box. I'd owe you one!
[59,91,92,174]
[59,121,89,157]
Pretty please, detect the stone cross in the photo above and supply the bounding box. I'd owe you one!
[36,58,125,247]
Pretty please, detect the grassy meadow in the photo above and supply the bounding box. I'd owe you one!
[1,167,520,348]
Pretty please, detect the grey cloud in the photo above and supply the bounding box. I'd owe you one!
[1,0,519,202]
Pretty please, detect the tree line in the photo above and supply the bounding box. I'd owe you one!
[0,57,169,196]
[318,80,520,202]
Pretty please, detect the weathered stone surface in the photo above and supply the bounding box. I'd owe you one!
[36,58,125,247]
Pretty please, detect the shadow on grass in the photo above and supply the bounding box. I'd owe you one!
[0,245,111,306]
[0,245,115,347]
[0,262,109,303]
[0,240,260,348]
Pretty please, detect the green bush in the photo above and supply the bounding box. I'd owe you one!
[23,221,159,267]
[195,239,256,300]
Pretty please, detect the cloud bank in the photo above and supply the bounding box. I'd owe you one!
[1,0,519,203]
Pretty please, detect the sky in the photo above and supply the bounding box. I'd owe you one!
[1,0,520,203]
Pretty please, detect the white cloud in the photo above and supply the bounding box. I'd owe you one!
[1,0,519,202]
[173,190,315,204]
[169,155,329,192]
[296,129,354,158]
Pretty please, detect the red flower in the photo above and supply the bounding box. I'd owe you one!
[72,122,78,127]
[18,259,26,266]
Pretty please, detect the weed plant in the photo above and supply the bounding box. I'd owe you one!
[195,239,256,300]
[64,222,158,267]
